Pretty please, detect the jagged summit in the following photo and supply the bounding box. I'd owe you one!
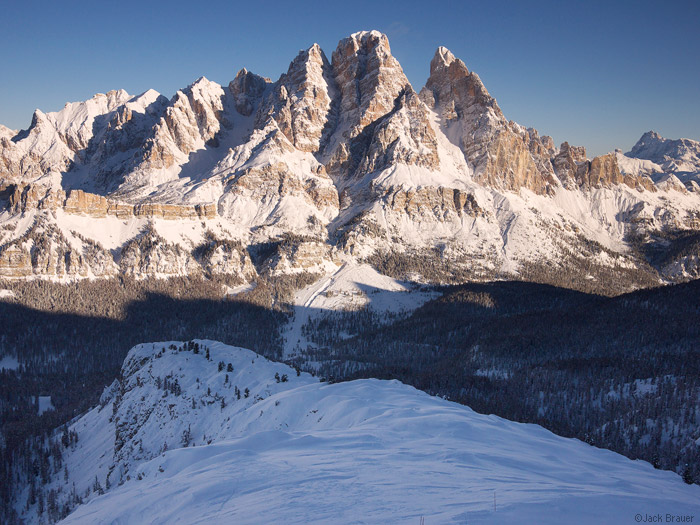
[627,130,700,175]
[229,68,269,116]
[347,29,390,47]
[430,46,458,73]
[628,130,665,157]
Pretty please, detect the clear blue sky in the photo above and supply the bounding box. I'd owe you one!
[1,0,698,156]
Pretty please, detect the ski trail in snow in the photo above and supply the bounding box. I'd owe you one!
[283,264,347,359]
[283,263,439,361]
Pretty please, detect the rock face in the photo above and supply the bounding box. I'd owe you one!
[421,47,557,195]
[354,88,440,178]
[574,153,656,191]
[119,227,200,278]
[229,69,270,117]
[331,31,410,136]
[552,142,588,188]
[256,44,334,153]
[1,32,699,284]
[383,186,483,220]
[6,184,217,219]
[139,77,228,172]
[195,233,258,281]
[0,245,32,278]
[263,238,339,276]
[0,219,118,279]
[323,31,412,181]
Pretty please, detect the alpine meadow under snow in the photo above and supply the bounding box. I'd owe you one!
[0,29,699,524]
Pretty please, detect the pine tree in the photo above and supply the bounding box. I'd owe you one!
[683,465,694,484]
[181,425,191,447]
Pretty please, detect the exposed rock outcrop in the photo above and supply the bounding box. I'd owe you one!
[421,47,557,195]
[6,185,217,219]
[262,237,338,276]
[229,69,270,117]
[194,233,258,281]
[119,226,199,278]
[552,142,588,188]
[354,88,440,178]
[256,44,335,153]
[384,186,483,220]
[0,219,118,279]
[575,153,655,191]
[140,78,228,170]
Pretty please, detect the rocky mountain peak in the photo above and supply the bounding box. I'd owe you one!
[641,130,663,142]
[229,68,269,116]
[559,141,587,161]
[627,131,700,175]
[29,109,47,129]
[102,89,131,106]
[185,76,218,93]
[330,30,410,132]
[254,42,335,153]
[422,47,499,118]
[289,43,330,76]
[422,47,561,194]
[628,130,664,157]
[340,30,393,56]
[430,46,458,75]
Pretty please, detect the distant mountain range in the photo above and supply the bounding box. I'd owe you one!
[1,30,699,289]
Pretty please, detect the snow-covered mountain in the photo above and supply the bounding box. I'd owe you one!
[1,30,699,286]
[611,132,700,192]
[627,131,700,179]
[14,340,700,524]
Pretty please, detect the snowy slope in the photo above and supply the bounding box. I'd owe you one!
[15,340,699,524]
[283,262,438,358]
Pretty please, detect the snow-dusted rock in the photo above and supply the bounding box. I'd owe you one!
[1,31,699,284]
[629,131,700,174]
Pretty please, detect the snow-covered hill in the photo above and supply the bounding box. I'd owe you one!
[1,31,699,287]
[14,340,700,524]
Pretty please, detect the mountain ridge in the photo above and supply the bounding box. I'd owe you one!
[1,31,699,288]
